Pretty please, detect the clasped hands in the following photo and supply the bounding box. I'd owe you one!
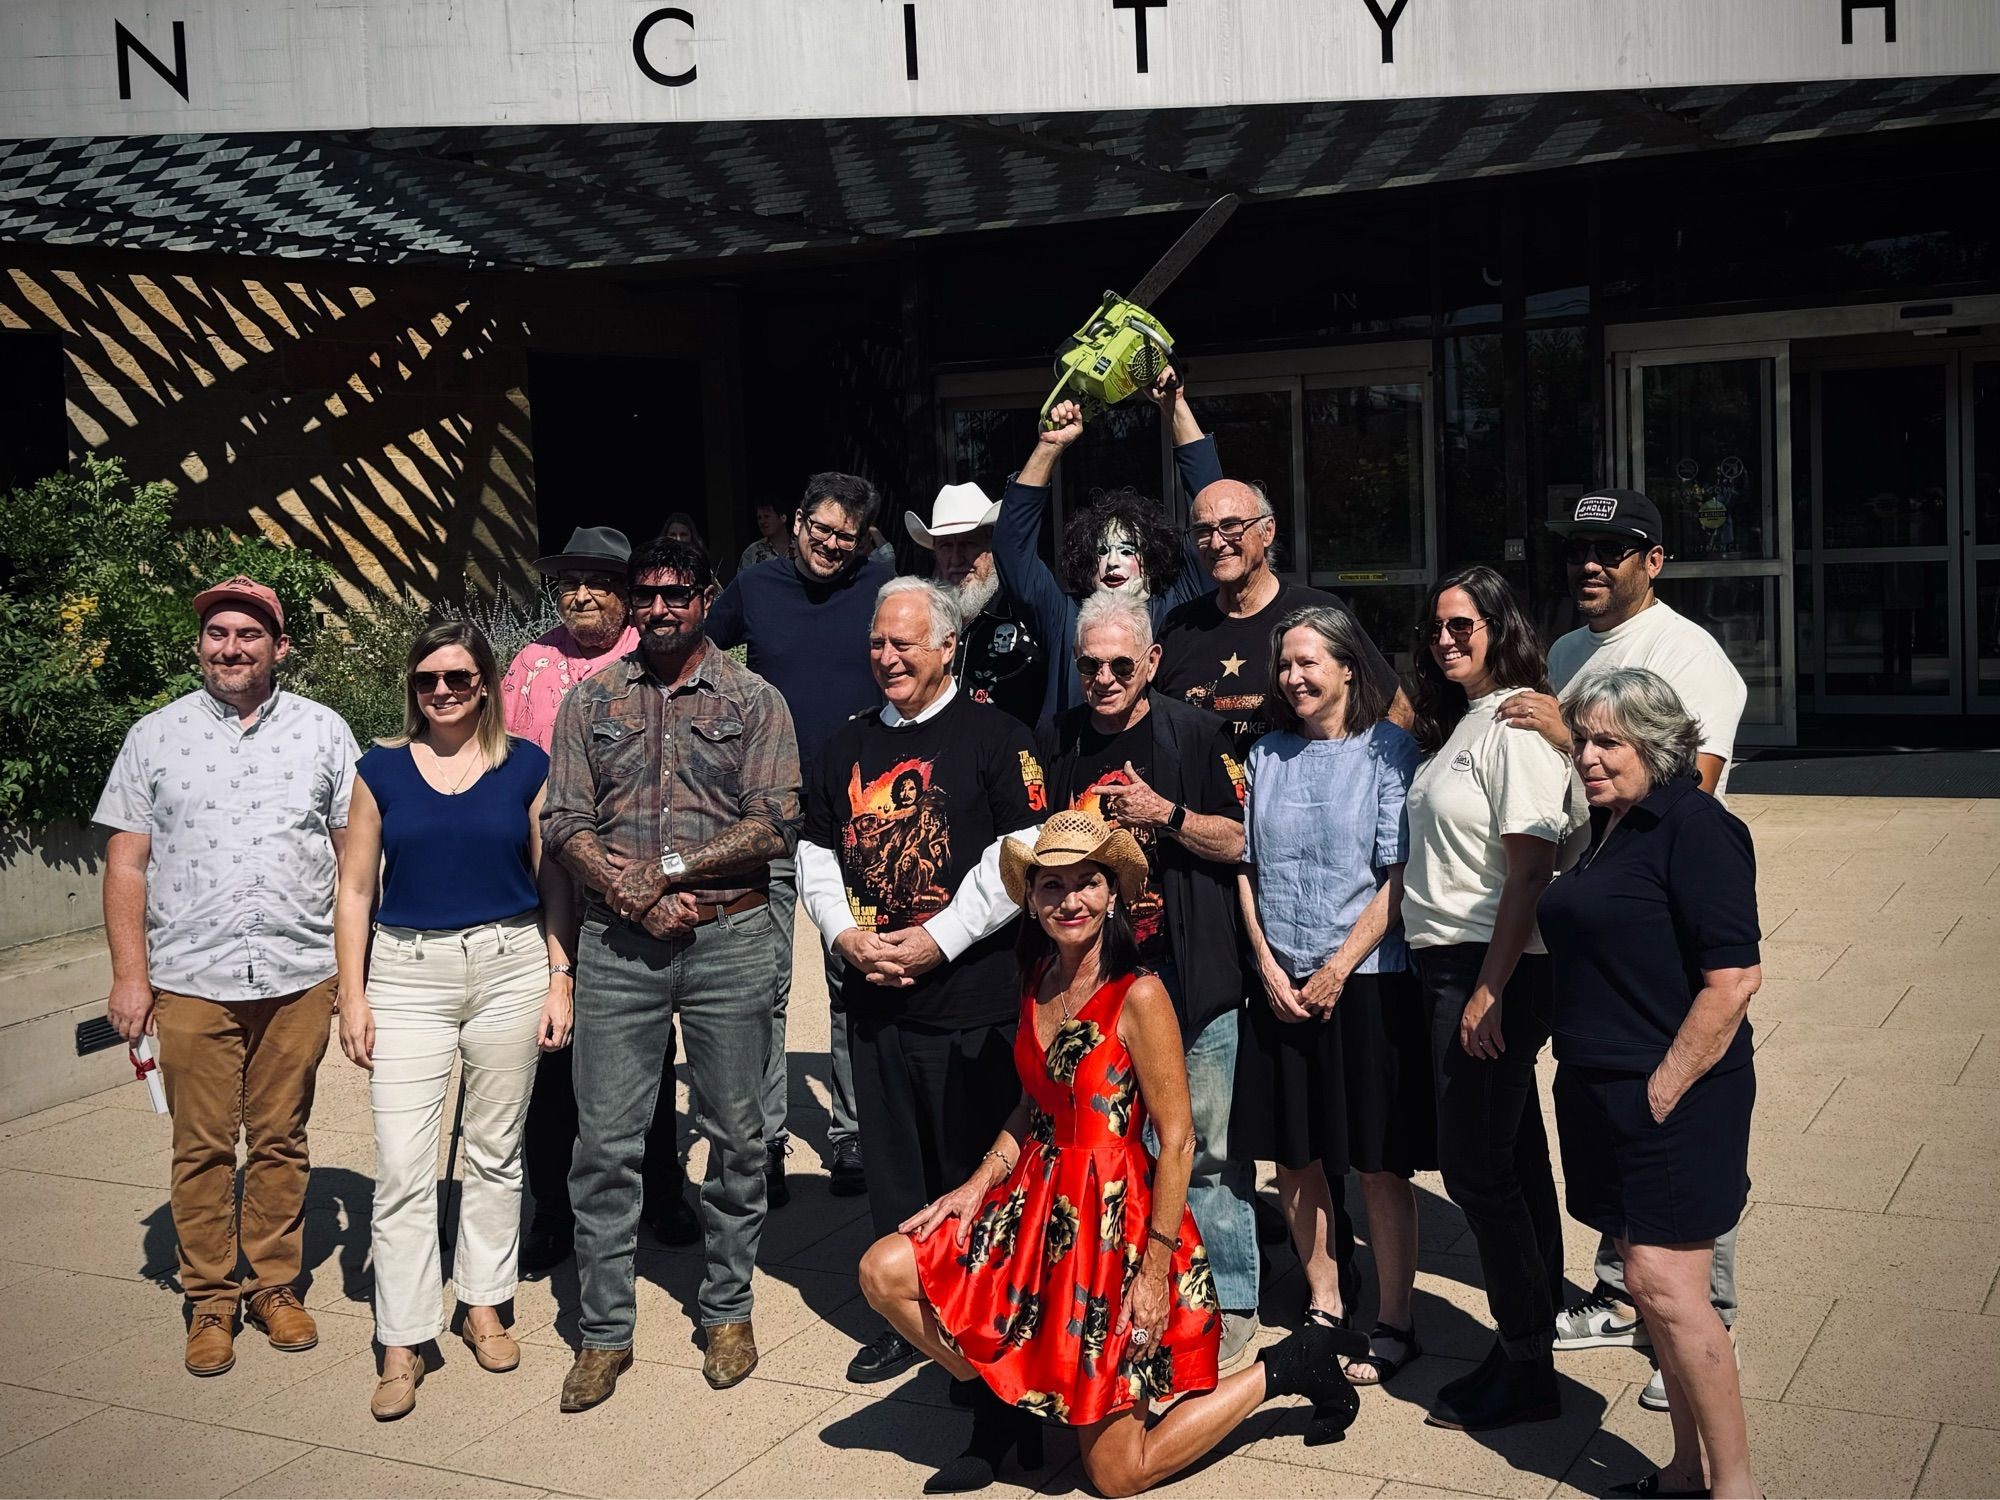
[604,853,701,940]
[1259,956,1347,1024]
[835,926,946,988]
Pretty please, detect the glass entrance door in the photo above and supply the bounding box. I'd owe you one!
[1969,358,2000,711]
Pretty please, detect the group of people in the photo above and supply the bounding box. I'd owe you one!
[97,372,1765,1498]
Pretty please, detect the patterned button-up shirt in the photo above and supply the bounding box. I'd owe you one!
[92,686,359,1002]
[499,621,641,753]
[542,641,801,912]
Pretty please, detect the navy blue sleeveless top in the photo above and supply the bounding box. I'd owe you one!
[357,739,550,930]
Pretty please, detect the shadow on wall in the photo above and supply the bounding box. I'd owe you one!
[0,261,540,608]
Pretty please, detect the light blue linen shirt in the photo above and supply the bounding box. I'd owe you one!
[93,686,359,1002]
[1244,721,1420,979]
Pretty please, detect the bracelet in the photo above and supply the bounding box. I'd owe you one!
[548,963,575,978]
[980,1149,1016,1173]
[1146,1226,1181,1254]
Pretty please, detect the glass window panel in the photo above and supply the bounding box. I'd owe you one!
[1443,200,1507,327]
[1818,366,1949,550]
[1641,359,1776,562]
[1524,192,1590,319]
[1304,383,1425,573]
[1819,560,1953,697]
[1974,361,1999,544]
[1975,560,2000,700]
[950,404,1049,560]
[1442,335,1508,568]
[1653,575,1784,728]
[1337,585,1425,681]
[1199,391,1297,572]
[1065,402,1163,511]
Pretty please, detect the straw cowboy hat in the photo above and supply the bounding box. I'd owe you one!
[904,482,1003,549]
[1000,809,1149,908]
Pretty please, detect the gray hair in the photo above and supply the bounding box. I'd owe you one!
[1074,591,1153,654]
[875,576,962,648]
[1560,667,1702,789]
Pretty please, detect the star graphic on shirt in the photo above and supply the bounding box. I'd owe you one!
[1219,653,1246,677]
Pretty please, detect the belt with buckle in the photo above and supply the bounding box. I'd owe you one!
[690,890,769,928]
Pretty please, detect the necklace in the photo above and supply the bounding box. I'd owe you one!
[419,740,482,795]
[1038,962,1096,1043]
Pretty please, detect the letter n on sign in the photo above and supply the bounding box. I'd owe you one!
[115,20,189,101]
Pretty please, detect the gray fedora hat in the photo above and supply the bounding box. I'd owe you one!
[535,526,633,576]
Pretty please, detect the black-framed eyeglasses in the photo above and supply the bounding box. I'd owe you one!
[1075,654,1140,682]
[1188,514,1267,547]
[629,582,701,609]
[1564,537,1646,567]
[802,516,861,549]
[411,669,481,694]
[1418,616,1488,643]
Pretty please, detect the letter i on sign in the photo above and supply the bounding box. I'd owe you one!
[905,3,919,80]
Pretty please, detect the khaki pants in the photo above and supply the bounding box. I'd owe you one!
[154,979,335,1315]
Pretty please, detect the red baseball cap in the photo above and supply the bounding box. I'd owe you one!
[192,575,286,633]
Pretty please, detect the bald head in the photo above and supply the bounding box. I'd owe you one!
[1190,478,1277,587]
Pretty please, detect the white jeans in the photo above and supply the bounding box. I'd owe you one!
[367,914,545,1346]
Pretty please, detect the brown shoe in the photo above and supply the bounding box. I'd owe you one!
[246,1287,319,1351]
[371,1353,424,1421]
[462,1321,520,1373]
[702,1321,758,1390]
[561,1347,633,1412]
[184,1310,236,1377]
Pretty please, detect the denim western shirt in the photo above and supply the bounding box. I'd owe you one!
[542,641,801,916]
[92,686,359,1002]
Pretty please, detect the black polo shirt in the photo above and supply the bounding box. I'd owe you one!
[1538,772,1761,1074]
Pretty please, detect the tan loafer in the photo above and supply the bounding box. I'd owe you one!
[184,1310,236,1377]
[371,1356,424,1421]
[462,1322,520,1373]
[702,1321,758,1390]
[560,1347,633,1412]
[246,1287,319,1352]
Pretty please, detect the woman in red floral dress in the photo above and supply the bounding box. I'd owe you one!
[861,810,1364,1495]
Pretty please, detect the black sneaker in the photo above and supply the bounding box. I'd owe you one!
[644,1187,700,1247]
[846,1327,923,1384]
[520,1220,574,1278]
[766,1141,792,1210]
[829,1139,866,1198]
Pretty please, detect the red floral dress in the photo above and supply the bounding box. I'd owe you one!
[912,966,1221,1426]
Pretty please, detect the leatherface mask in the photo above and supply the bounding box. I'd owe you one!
[1093,524,1148,600]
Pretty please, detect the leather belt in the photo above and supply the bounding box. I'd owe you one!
[690,890,769,928]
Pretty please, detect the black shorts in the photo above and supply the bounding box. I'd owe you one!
[1554,1062,1754,1246]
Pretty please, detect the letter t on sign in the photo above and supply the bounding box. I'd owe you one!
[1360,0,1412,64]
[1113,0,1168,74]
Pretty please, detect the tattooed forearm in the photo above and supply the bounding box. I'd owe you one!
[553,830,622,896]
[673,819,788,886]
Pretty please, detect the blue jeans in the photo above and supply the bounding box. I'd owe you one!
[1153,963,1260,1315]
[571,905,775,1341]
[763,857,859,1151]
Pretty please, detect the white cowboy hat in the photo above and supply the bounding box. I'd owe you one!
[904,482,1002,549]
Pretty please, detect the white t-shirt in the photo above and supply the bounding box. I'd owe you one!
[1403,687,1585,954]
[1547,600,1748,797]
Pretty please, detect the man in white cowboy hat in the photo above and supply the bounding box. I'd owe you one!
[906,482,1043,728]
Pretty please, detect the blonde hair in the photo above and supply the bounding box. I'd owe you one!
[379,619,513,769]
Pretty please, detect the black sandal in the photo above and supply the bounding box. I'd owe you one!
[1603,1474,1709,1499]
[1347,1321,1422,1386]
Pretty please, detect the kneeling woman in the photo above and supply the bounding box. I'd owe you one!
[861,811,1363,1497]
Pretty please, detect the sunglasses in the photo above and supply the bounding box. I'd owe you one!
[1564,538,1646,567]
[411,669,481,694]
[629,582,701,609]
[1076,654,1140,682]
[1418,616,1488,643]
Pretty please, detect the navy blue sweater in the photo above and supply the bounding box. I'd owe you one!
[706,552,895,778]
[1539,773,1761,1074]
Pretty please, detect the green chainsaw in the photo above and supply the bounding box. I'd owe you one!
[1038,194,1241,429]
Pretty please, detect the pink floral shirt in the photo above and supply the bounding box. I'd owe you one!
[500,622,641,751]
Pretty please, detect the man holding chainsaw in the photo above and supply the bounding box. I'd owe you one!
[994,374,1222,723]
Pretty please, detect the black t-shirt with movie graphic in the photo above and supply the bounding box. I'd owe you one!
[1155,583,1368,756]
[805,689,1046,1027]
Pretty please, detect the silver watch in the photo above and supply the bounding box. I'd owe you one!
[659,851,687,879]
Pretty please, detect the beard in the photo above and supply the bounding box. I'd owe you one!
[953,567,1001,619]
[639,619,701,659]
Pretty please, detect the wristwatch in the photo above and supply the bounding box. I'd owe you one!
[659,851,687,879]
[1166,802,1188,833]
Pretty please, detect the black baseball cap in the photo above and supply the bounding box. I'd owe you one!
[1547,488,1664,547]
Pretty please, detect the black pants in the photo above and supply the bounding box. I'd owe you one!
[524,1031,683,1230]
[1414,944,1563,1362]
[849,1012,1021,1240]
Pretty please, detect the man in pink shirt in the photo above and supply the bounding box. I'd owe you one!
[501,526,642,752]
[506,526,695,1272]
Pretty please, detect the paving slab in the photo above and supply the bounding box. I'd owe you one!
[1750,975,1907,1030]
[1736,1204,2000,1314]
[1806,1077,2000,1149]
[1783,1299,2000,1430]
[0,1384,102,1459]
[223,1449,547,1498]
[1887,1141,2000,1225]
[1745,1127,1919,1213]
[1958,1035,2000,1090]
[1915,1424,2000,1498]
[1752,1022,1982,1085]
[0,1405,306,1499]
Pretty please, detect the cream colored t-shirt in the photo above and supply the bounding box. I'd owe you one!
[1403,687,1585,953]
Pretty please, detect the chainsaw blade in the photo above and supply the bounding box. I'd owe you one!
[1126,194,1241,310]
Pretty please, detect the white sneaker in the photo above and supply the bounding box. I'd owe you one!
[1553,1290,1650,1351]
[1638,1336,1736,1411]
[1217,1312,1260,1373]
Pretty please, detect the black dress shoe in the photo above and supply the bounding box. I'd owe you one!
[1426,1353,1560,1431]
[645,1189,700,1247]
[519,1221,574,1278]
[829,1139,866,1197]
[924,1383,1044,1493]
[847,1327,924,1383]
[767,1141,792,1209]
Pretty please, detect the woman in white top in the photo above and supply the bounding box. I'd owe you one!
[1400,565,1580,1435]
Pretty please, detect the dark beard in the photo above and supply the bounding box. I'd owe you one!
[639,621,701,662]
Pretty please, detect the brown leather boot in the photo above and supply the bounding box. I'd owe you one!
[702,1321,758,1390]
[560,1347,633,1412]
[246,1287,319,1351]
[184,1310,236,1376]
